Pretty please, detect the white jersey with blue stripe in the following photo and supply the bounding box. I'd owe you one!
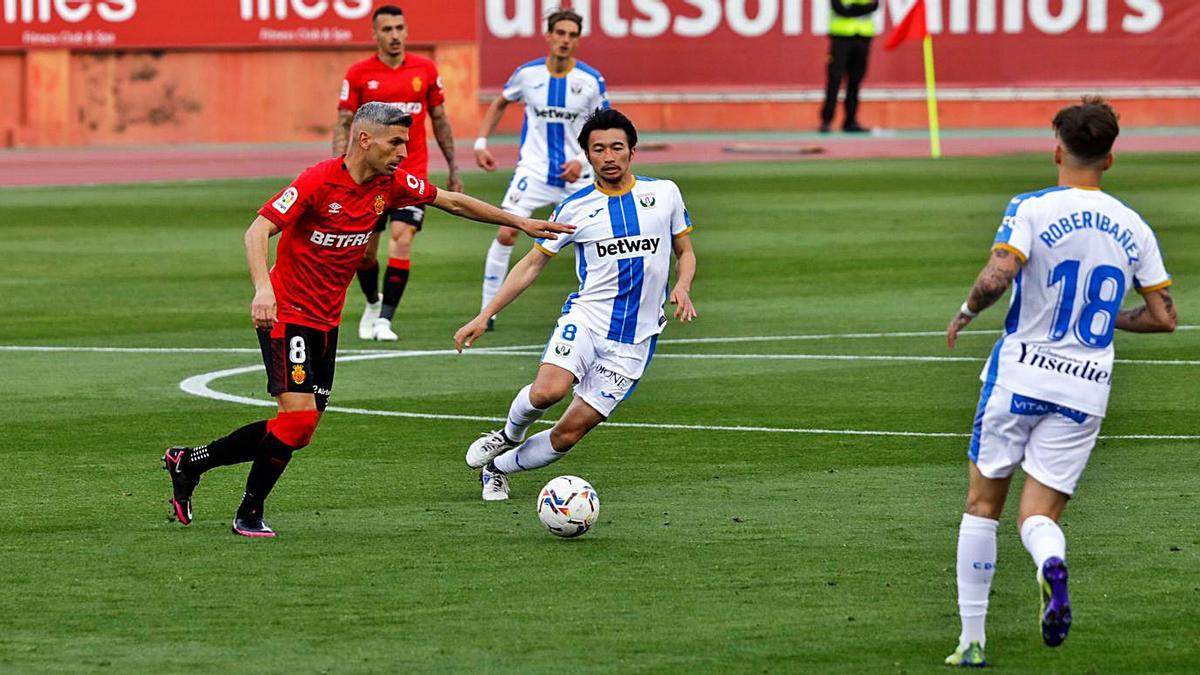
[502,58,609,189]
[981,185,1172,417]
[535,177,693,345]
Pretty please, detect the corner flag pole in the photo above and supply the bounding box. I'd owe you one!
[922,34,942,158]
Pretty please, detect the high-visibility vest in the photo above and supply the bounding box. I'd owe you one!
[829,0,876,37]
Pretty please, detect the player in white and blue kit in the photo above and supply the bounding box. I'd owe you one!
[455,109,697,501]
[943,98,1177,668]
[473,9,610,330]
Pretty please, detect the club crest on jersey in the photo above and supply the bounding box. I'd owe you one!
[570,81,583,95]
[554,342,572,356]
[638,194,656,208]
[272,187,298,214]
[374,194,386,215]
[411,76,422,92]
[367,80,379,90]
[291,365,306,385]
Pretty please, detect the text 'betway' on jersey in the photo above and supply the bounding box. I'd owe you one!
[594,236,661,260]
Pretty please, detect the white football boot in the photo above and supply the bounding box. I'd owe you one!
[358,298,382,340]
[466,430,518,469]
[371,317,398,342]
[480,466,510,502]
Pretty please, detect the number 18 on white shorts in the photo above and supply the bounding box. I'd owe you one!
[970,383,1102,496]
[541,313,657,418]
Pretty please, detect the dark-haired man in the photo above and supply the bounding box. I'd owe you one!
[335,5,463,341]
[473,8,610,331]
[454,109,697,502]
[163,103,572,538]
[943,97,1176,666]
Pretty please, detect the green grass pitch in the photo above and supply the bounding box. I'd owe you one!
[1,154,1197,673]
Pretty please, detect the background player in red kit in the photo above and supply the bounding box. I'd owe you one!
[334,4,463,342]
[163,103,570,538]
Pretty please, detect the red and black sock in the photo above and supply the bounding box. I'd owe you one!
[184,420,268,476]
[238,433,295,516]
[356,260,380,304]
[380,257,410,321]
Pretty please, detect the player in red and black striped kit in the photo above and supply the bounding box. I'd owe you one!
[162,103,572,538]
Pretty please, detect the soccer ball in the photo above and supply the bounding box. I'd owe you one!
[536,475,599,538]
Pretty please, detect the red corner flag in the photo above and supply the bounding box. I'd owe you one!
[883,0,928,50]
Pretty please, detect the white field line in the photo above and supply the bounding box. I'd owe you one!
[3,343,1197,366]
[176,352,1200,441]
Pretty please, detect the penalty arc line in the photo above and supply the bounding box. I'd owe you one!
[177,355,1200,441]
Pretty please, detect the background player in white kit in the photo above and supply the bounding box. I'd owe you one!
[473,9,610,331]
[454,109,697,501]
[943,97,1176,668]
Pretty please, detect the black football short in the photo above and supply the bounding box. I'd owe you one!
[373,204,426,232]
[257,323,338,411]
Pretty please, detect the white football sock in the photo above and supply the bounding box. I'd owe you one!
[481,240,514,312]
[1020,514,1066,570]
[956,513,999,649]
[493,430,563,475]
[504,385,547,443]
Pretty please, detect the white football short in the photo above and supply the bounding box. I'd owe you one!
[540,313,658,418]
[501,166,593,218]
[969,383,1102,495]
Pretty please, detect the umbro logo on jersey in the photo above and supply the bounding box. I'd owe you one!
[595,236,660,259]
[367,80,379,90]
[327,202,343,214]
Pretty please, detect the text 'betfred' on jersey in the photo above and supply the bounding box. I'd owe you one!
[309,231,372,248]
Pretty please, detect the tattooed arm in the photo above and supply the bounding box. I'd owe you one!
[1116,288,1176,333]
[332,109,354,156]
[429,104,463,192]
[947,247,1024,348]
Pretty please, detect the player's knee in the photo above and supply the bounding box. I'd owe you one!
[549,426,583,452]
[963,494,1004,521]
[497,227,518,246]
[268,409,320,449]
[528,382,567,409]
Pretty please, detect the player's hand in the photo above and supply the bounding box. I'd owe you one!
[454,317,489,352]
[251,287,277,330]
[516,218,574,240]
[946,312,974,349]
[670,287,697,322]
[446,169,464,193]
[558,160,584,183]
[475,149,497,172]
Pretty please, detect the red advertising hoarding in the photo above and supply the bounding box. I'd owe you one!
[479,0,1200,89]
[0,0,476,50]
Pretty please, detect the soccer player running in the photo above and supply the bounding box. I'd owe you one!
[943,97,1176,667]
[163,103,571,538]
[473,9,609,332]
[334,5,464,342]
[454,108,697,501]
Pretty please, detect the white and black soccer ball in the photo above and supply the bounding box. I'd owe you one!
[536,475,599,538]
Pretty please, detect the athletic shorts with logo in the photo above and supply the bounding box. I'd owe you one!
[540,312,657,418]
[373,205,426,233]
[257,323,339,411]
[501,167,593,218]
[969,383,1102,495]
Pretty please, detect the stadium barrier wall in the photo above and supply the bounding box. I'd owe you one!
[2,1,1199,148]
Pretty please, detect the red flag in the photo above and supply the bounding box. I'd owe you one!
[883,0,928,50]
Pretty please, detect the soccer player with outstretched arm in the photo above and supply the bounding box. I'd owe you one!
[943,97,1176,667]
[162,103,571,538]
[472,8,609,332]
[454,108,697,502]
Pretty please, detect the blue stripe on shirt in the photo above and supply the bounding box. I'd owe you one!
[606,193,644,344]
